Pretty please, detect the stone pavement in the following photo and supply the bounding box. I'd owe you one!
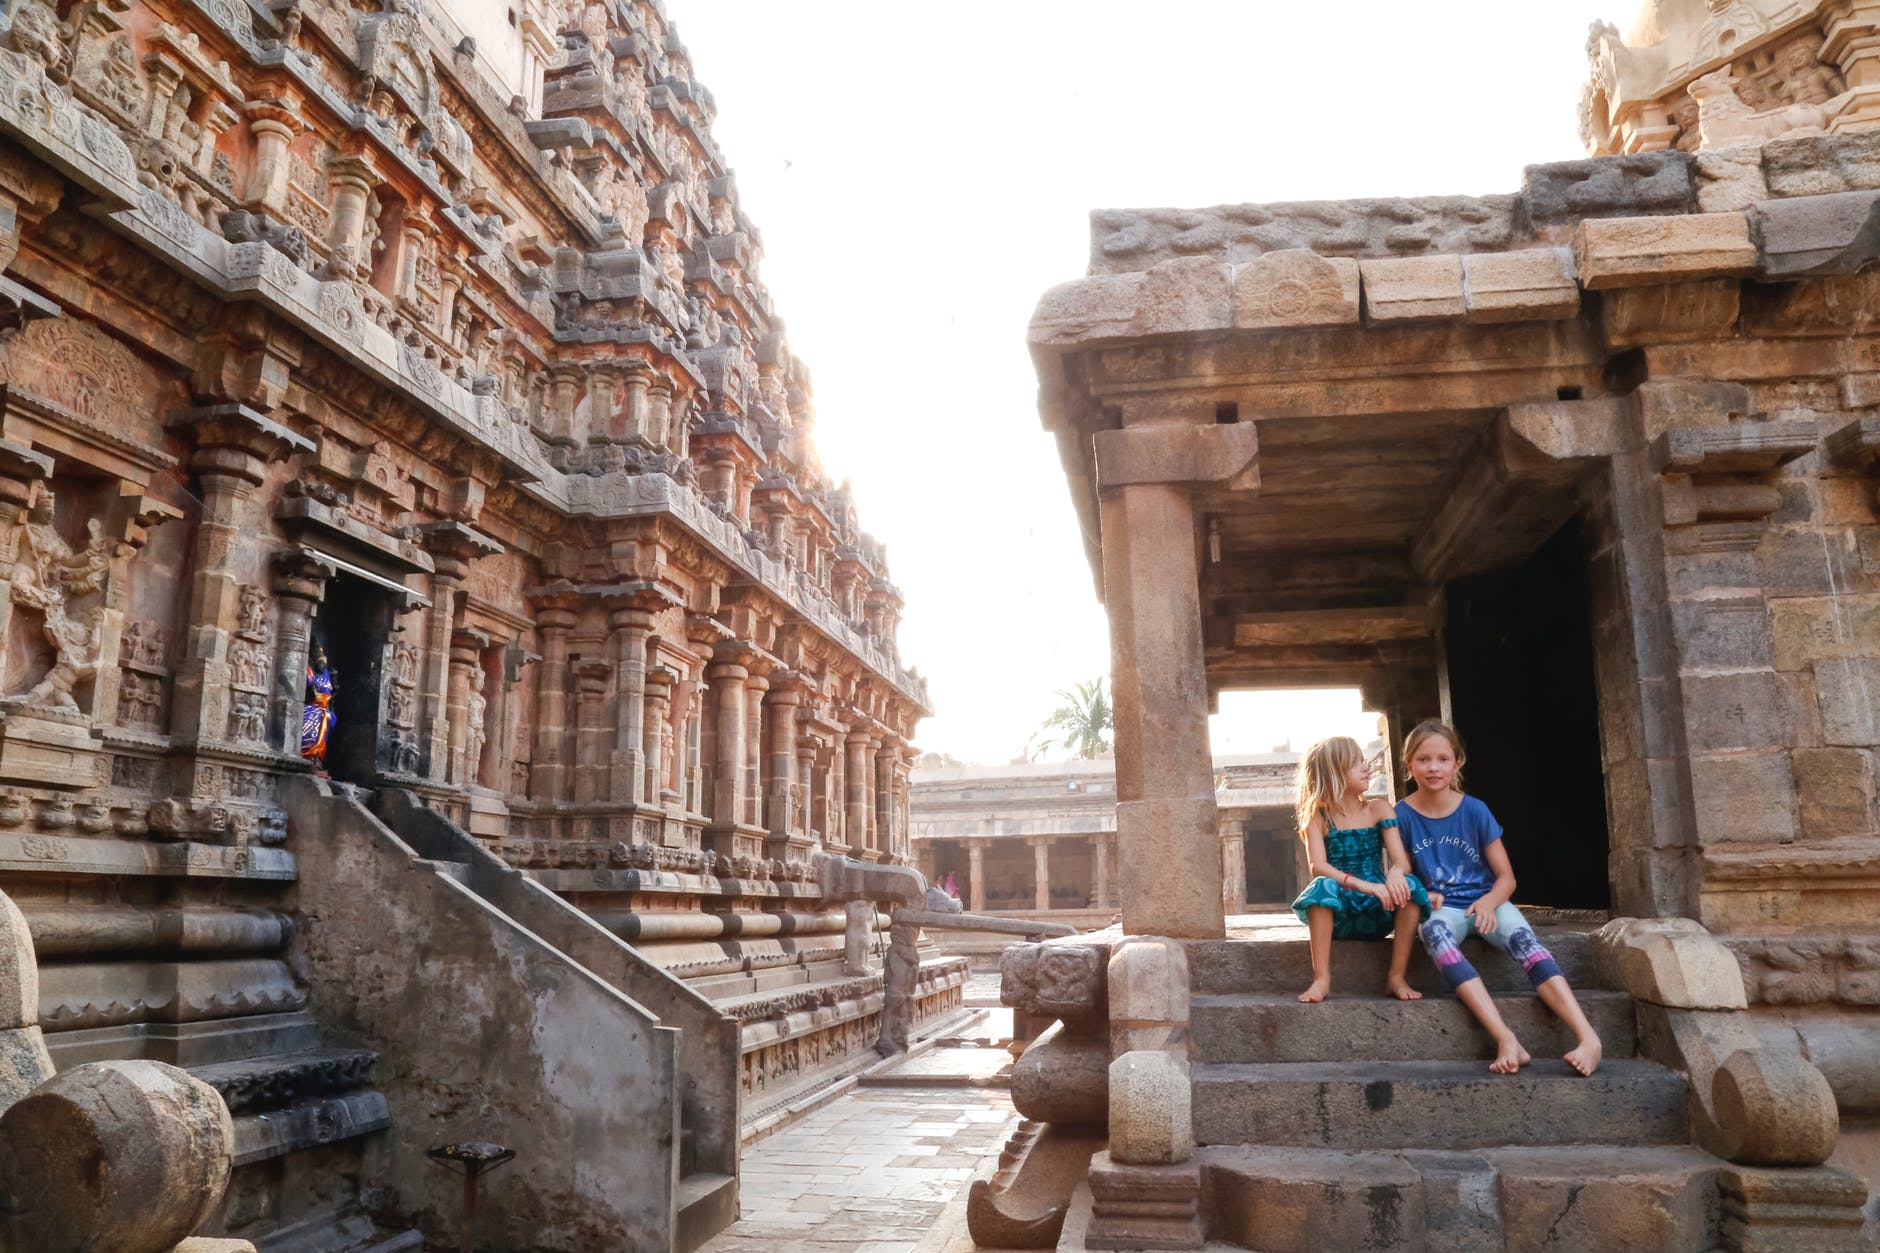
[699,1086,1020,1253]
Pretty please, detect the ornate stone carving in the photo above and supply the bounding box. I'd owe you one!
[1690,67,1831,149]
[0,319,152,434]
[6,494,110,711]
[236,586,268,641]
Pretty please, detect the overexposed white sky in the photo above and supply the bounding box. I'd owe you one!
[673,2,1600,764]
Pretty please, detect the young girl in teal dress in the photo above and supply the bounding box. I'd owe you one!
[1290,736,1431,1003]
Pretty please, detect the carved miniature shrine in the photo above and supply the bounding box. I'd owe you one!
[0,0,954,1249]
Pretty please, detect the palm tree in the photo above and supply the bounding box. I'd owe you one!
[1034,678,1113,760]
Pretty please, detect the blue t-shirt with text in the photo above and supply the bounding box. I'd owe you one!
[1395,795,1504,910]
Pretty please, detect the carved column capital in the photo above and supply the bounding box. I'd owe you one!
[168,404,313,486]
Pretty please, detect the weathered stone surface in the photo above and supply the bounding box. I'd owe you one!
[1108,936,1189,1056]
[1359,254,1466,322]
[1687,752,1799,844]
[0,1026,52,1114]
[1029,274,1144,346]
[1131,257,1230,337]
[1202,1146,1424,1253]
[1231,249,1359,330]
[1750,190,1880,278]
[1088,197,1517,275]
[0,1060,233,1253]
[1093,422,1258,491]
[1763,130,1880,198]
[1001,939,1108,1024]
[1011,1021,1108,1126]
[1520,151,1695,225]
[1712,1048,1840,1166]
[0,890,33,1032]
[1108,1050,1192,1165]
[1680,671,1797,753]
[1771,595,1880,670]
[1791,748,1880,840]
[1489,1146,1718,1251]
[1717,1163,1871,1253]
[1574,213,1757,289]
[1084,1151,1203,1250]
[1460,247,1579,322]
[1813,658,1880,746]
[1594,916,1748,1010]
[1695,147,1770,214]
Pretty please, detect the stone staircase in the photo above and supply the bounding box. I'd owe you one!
[1184,928,1735,1251]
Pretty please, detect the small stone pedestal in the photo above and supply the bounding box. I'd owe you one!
[1084,1152,1203,1251]
[0,704,101,791]
[464,786,509,838]
[1718,1164,1870,1252]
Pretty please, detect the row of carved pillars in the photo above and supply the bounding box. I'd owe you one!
[524,604,914,861]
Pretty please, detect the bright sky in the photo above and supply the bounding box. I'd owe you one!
[672,2,1602,765]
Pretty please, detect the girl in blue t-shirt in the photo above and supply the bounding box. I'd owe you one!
[1396,719,1604,1077]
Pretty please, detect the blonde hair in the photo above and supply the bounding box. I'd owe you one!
[1402,719,1466,792]
[1294,736,1365,835]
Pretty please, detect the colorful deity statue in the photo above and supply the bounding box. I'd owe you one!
[301,641,336,768]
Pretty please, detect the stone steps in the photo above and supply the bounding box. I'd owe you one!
[1190,989,1638,1064]
[1191,1058,1689,1150]
[675,1172,737,1253]
[186,1048,390,1168]
[1199,1143,1723,1252]
[1188,928,1601,996]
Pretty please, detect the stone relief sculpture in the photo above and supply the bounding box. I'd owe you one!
[1690,67,1831,148]
[7,496,111,712]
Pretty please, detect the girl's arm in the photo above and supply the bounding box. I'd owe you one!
[1375,799,1411,908]
[1468,839,1519,931]
[1305,816,1383,899]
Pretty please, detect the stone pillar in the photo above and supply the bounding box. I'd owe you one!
[1222,821,1248,915]
[647,377,675,448]
[545,365,583,445]
[585,367,617,447]
[417,524,498,783]
[644,665,674,808]
[708,645,750,827]
[620,366,650,442]
[1095,833,1112,911]
[1095,421,1255,940]
[876,739,898,859]
[744,670,769,827]
[843,728,870,855]
[164,406,311,789]
[496,638,537,797]
[1033,838,1052,912]
[242,102,301,213]
[529,602,578,802]
[795,736,817,840]
[323,155,377,278]
[607,603,653,804]
[967,838,986,913]
[764,677,804,851]
[1825,2,1880,129]
[445,628,487,786]
[572,658,613,804]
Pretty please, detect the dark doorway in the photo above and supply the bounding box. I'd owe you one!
[310,572,397,786]
[1442,518,1610,910]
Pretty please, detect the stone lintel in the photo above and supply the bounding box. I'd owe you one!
[1094,422,1257,493]
[1232,606,1434,649]
[1574,213,1757,290]
[1750,190,1880,279]
[1826,415,1880,471]
[1650,419,1819,476]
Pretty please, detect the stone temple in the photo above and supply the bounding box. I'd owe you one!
[0,0,964,1249]
[982,1,1880,1249]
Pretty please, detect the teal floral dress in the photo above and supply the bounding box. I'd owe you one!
[1290,818,1431,940]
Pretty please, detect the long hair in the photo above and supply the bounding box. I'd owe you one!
[1294,736,1365,836]
[1402,719,1466,792]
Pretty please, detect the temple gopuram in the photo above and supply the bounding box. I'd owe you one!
[0,0,956,1250]
[987,1,1880,1249]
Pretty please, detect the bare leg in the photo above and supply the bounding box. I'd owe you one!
[1455,978,1529,1073]
[1536,975,1603,1075]
[1298,906,1332,1003]
[1387,906,1423,1001]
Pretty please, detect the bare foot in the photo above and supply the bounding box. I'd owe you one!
[1490,1035,1527,1074]
[1297,978,1330,1004]
[1565,1035,1603,1076]
[1386,978,1422,1001]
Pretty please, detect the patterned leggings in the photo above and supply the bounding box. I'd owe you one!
[1418,902,1562,991]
